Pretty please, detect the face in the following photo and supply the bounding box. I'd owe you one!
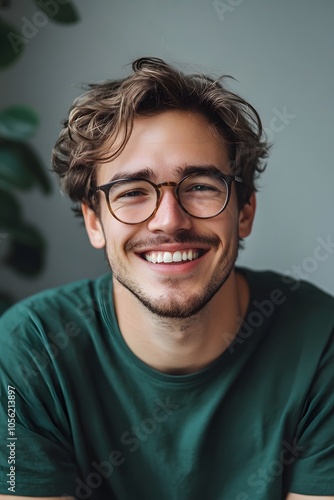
[83,111,255,319]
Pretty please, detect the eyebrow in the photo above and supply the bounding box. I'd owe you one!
[107,164,225,184]
[175,164,224,177]
[108,168,157,183]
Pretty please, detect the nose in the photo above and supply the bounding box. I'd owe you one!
[147,187,192,234]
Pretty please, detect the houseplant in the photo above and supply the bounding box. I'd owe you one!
[0,0,79,314]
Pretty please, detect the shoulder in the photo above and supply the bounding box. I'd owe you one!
[0,273,112,341]
[238,266,334,350]
[240,266,334,315]
[234,268,334,404]
[0,274,113,388]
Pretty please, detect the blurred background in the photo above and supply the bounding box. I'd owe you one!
[1,0,333,309]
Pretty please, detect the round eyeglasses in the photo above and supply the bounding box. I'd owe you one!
[94,171,242,225]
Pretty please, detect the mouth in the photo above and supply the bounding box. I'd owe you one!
[141,249,206,264]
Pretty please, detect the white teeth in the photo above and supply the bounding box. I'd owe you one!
[173,251,182,262]
[164,252,173,263]
[157,253,164,263]
[144,250,200,264]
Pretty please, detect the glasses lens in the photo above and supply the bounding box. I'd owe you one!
[179,173,228,218]
[108,179,157,223]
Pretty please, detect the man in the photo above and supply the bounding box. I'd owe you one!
[0,57,333,500]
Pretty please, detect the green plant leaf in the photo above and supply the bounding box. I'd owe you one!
[0,190,46,248]
[0,141,36,190]
[0,105,39,141]
[0,191,46,278]
[0,17,25,68]
[10,141,52,193]
[0,140,52,193]
[0,189,22,228]
[34,0,80,24]
[3,223,45,248]
[4,225,46,276]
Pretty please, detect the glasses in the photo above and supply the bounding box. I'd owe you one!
[94,171,242,225]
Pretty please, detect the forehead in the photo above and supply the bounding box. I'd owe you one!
[98,110,230,184]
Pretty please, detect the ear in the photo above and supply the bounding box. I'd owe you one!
[238,192,256,238]
[82,203,106,249]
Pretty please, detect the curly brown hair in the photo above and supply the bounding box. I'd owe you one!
[52,57,270,217]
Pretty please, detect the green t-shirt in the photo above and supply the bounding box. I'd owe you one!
[0,267,333,499]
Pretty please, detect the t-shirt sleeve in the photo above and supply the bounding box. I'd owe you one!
[0,303,79,496]
[287,329,334,495]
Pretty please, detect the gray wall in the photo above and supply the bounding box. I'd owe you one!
[1,0,334,300]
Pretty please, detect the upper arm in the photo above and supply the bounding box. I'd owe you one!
[0,311,79,496]
[286,495,334,500]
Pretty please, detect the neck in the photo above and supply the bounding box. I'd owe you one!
[113,269,249,375]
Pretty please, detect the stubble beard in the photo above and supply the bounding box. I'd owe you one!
[105,236,239,319]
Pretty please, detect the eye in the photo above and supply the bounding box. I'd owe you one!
[185,182,223,196]
[118,189,147,198]
[110,180,152,201]
[189,183,219,192]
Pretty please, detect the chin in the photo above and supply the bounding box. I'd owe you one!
[114,267,234,319]
[136,294,213,319]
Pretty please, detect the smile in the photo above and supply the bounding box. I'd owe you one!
[144,249,203,264]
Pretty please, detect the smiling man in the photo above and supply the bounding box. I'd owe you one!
[0,57,334,500]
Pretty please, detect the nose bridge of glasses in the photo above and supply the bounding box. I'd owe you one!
[156,181,178,189]
[153,181,183,213]
[155,181,179,201]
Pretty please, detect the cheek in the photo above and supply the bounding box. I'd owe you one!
[215,206,240,237]
[102,219,137,254]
